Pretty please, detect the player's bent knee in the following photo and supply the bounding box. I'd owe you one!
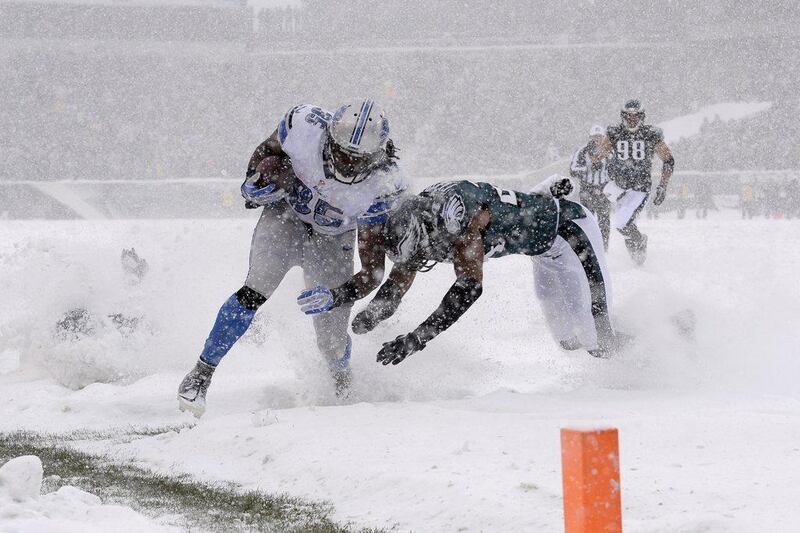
[235,286,267,310]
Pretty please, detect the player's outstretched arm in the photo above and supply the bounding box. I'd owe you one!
[297,223,390,315]
[376,209,489,366]
[653,141,675,205]
[350,263,417,334]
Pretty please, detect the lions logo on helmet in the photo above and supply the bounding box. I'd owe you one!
[325,99,391,185]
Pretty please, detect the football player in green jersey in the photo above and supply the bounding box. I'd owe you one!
[300,177,624,365]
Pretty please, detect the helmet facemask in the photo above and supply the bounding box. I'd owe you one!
[385,204,436,272]
[324,137,384,185]
[620,99,645,132]
[621,110,645,132]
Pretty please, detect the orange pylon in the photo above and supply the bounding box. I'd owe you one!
[561,428,622,533]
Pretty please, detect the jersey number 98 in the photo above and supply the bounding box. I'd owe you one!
[616,140,646,161]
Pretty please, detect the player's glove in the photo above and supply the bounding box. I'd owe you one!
[653,184,667,206]
[549,177,573,198]
[297,286,335,315]
[241,171,285,208]
[352,308,380,334]
[351,301,396,334]
[351,279,403,334]
[376,332,426,365]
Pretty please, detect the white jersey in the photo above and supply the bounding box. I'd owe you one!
[570,144,611,187]
[277,104,406,235]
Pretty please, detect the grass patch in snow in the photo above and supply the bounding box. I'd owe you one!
[0,430,387,533]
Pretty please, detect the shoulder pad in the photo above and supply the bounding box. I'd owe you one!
[648,126,665,142]
[278,105,303,145]
[278,104,322,146]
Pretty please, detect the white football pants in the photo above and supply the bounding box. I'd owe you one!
[531,206,613,352]
[245,203,355,367]
[603,181,649,230]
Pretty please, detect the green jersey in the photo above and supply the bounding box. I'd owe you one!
[417,181,567,262]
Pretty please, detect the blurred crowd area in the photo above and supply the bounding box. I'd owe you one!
[258,1,799,48]
[645,177,800,221]
[0,0,798,183]
[0,51,252,180]
[735,178,800,220]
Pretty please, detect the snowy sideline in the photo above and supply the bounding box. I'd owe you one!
[1,212,799,531]
[0,456,176,532]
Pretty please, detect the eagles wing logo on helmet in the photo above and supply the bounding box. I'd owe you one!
[441,194,465,234]
[395,215,424,264]
[623,99,642,113]
[385,197,438,271]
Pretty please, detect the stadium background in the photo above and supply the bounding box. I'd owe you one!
[1,0,798,218]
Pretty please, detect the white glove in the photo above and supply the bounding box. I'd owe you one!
[241,172,285,206]
[297,286,335,315]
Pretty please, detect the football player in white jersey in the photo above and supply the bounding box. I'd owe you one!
[178,100,405,417]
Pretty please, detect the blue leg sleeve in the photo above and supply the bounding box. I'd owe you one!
[199,293,258,366]
[328,336,351,370]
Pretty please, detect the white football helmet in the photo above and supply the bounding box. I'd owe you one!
[325,99,390,184]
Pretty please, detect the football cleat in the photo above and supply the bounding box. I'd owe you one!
[177,360,216,418]
[332,367,352,400]
[629,234,648,266]
[588,331,635,358]
[559,337,583,351]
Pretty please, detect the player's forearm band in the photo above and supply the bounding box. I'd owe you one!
[662,156,675,173]
[413,276,483,345]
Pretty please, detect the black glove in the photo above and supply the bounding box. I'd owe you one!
[376,332,426,365]
[653,184,667,206]
[351,281,403,334]
[550,177,573,198]
[352,308,380,334]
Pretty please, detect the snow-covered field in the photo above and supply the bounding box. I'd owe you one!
[1,211,799,532]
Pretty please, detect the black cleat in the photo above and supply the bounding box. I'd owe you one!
[626,234,648,266]
[588,331,635,358]
[559,338,583,351]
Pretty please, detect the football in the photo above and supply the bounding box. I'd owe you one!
[255,155,296,190]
